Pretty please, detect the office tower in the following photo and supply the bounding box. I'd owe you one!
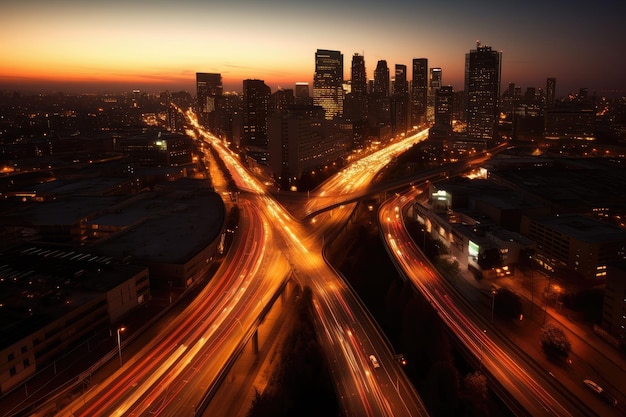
[196,73,222,112]
[430,68,442,90]
[546,77,556,106]
[295,82,312,105]
[313,49,344,120]
[373,60,390,97]
[429,85,454,139]
[411,58,428,126]
[393,64,408,95]
[427,67,442,122]
[351,53,367,95]
[196,72,222,128]
[242,79,271,147]
[434,86,454,130]
[268,106,349,187]
[464,42,502,140]
[391,64,409,134]
[271,88,294,117]
[345,53,368,123]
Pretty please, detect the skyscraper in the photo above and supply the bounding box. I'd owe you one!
[196,73,222,112]
[393,64,408,96]
[428,67,442,122]
[196,72,222,128]
[344,53,368,123]
[313,49,344,120]
[546,77,556,107]
[464,42,502,140]
[243,79,271,147]
[295,82,312,105]
[373,60,390,97]
[411,58,428,126]
[351,53,367,95]
[434,86,454,130]
[391,64,409,134]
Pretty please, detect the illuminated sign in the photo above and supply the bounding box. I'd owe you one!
[469,240,479,256]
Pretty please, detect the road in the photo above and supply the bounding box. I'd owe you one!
[184,111,431,416]
[378,186,602,417]
[56,196,291,416]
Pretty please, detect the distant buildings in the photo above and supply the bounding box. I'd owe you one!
[118,130,193,167]
[544,89,595,140]
[464,42,502,140]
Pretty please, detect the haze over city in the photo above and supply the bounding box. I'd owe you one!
[2,0,625,96]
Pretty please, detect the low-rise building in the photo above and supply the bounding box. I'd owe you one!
[0,245,149,394]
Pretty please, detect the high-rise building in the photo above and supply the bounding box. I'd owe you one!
[391,64,409,134]
[464,42,502,140]
[429,85,455,139]
[295,82,312,105]
[268,105,349,187]
[351,53,367,95]
[430,68,442,90]
[546,77,556,107]
[370,60,391,126]
[393,64,408,96]
[411,58,428,126]
[196,73,222,113]
[196,73,223,128]
[313,49,344,120]
[435,86,454,130]
[373,60,390,97]
[345,53,368,123]
[242,79,271,147]
[271,88,294,117]
[427,67,442,122]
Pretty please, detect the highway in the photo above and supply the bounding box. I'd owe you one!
[378,186,599,417]
[185,111,431,416]
[57,195,291,416]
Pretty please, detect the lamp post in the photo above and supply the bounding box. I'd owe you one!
[117,327,126,367]
[543,276,552,324]
[490,290,496,322]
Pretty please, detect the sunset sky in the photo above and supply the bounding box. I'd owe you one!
[2,0,624,97]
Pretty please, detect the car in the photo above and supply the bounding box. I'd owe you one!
[583,379,603,394]
[369,355,380,368]
[602,391,619,407]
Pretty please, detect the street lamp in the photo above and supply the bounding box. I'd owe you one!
[554,285,562,310]
[490,290,496,322]
[117,327,126,367]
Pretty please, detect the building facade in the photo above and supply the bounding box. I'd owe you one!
[196,73,223,129]
[411,58,428,127]
[464,43,501,140]
[313,49,344,120]
[242,79,271,147]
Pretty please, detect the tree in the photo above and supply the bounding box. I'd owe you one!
[477,247,502,270]
[463,372,489,417]
[494,288,523,321]
[541,323,572,360]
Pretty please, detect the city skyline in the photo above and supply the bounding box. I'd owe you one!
[1,0,625,96]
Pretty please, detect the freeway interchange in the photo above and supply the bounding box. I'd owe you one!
[53,108,614,416]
